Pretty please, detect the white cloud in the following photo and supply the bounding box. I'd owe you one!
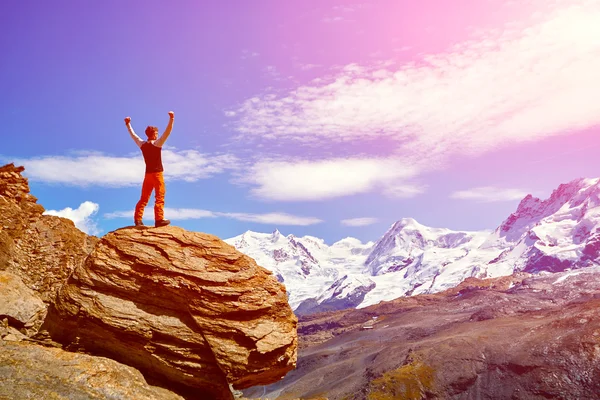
[44,201,101,235]
[103,210,135,219]
[450,186,529,202]
[11,150,239,187]
[218,212,322,226]
[383,184,427,199]
[341,217,378,227]
[236,157,421,201]
[104,208,321,226]
[104,207,217,220]
[231,2,600,163]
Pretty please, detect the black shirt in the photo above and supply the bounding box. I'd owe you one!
[140,142,163,173]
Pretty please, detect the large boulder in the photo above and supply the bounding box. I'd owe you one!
[0,163,98,304]
[0,340,184,400]
[44,226,298,399]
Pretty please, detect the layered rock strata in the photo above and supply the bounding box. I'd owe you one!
[0,163,98,303]
[44,226,298,399]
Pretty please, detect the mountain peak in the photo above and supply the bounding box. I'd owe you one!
[548,178,588,201]
[499,177,600,239]
[515,193,541,214]
[271,228,282,242]
[391,217,422,230]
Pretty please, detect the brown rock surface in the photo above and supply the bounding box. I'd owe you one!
[0,339,184,400]
[244,269,600,399]
[0,271,46,336]
[0,163,98,303]
[44,226,298,399]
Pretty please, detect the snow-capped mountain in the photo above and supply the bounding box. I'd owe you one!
[358,218,498,307]
[225,177,600,314]
[224,229,374,311]
[481,178,600,273]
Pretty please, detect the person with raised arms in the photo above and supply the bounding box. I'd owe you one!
[124,111,174,228]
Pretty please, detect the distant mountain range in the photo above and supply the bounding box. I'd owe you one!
[225,177,600,314]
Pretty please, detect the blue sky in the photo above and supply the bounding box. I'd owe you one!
[3,0,600,243]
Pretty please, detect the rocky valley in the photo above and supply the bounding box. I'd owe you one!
[244,270,600,399]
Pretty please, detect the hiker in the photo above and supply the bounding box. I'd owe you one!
[124,111,174,228]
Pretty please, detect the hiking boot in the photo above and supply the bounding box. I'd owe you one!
[155,219,171,228]
[134,220,145,227]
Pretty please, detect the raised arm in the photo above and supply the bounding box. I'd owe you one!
[125,117,144,148]
[154,111,174,148]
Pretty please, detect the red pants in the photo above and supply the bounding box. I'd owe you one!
[134,172,165,222]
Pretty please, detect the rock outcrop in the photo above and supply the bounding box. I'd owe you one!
[0,163,98,303]
[1,164,298,399]
[44,226,298,399]
[0,340,185,400]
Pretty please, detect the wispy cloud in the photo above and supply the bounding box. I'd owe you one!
[322,16,346,23]
[450,186,529,202]
[9,150,239,187]
[298,63,322,71]
[230,2,600,164]
[44,201,101,235]
[383,184,427,199]
[219,212,322,226]
[241,49,260,60]
[325,3,368,22]
[264,65,283,80]
[105,208,322,226]
[235,157,420,201]
[104,208,217,220]
[332,3,370,13]
[341,217,378,227]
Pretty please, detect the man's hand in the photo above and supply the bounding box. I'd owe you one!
[124,117,131,125]
[168,111,174,119]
